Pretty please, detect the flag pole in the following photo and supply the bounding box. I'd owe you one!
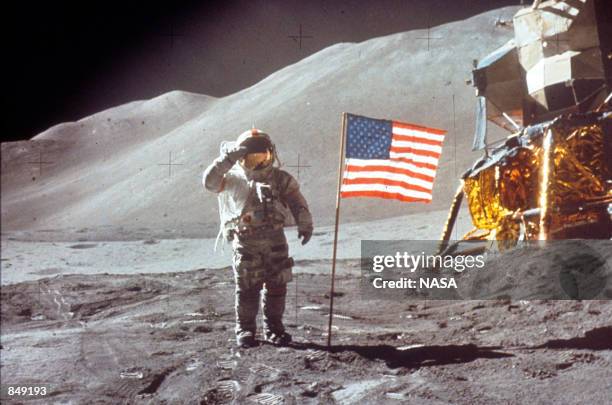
[327,112,347,347]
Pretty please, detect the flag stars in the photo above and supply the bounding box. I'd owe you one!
[346,114,392,159]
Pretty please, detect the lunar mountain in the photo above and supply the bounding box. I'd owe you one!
[1,7,519,239]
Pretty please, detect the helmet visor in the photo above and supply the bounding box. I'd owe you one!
[241,136,272,153]
[240,150,273,170]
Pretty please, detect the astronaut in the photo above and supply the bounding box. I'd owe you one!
[203,128,313,348]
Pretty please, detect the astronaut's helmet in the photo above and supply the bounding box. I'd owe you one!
[236,128,275,171]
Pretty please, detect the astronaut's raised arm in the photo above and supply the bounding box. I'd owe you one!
[203,144,248,193]
[203,155,234,193]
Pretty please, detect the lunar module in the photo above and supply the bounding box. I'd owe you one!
[440,0,611,252]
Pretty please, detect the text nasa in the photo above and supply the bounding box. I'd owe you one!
[370,252,486,289]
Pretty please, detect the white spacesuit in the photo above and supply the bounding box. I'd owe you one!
[203,128,313,348]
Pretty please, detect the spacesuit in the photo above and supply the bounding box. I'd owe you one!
[203,129,313,348]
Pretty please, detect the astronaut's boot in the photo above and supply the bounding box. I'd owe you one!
[262,283,291,346]
[235,287,260,348]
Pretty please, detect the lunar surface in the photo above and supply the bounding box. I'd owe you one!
[2,5,611,404]
[2,250,612,404]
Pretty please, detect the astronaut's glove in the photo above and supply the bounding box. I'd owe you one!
[298,229,312,245]
[225,145,249,164]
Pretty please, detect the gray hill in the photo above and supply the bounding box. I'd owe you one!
[1,7,518,238]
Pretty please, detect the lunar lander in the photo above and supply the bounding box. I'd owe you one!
[440,0,611,252]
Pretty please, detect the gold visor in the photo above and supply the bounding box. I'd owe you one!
[240,150,273,170]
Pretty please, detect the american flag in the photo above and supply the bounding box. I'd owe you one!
[340,113,446,203]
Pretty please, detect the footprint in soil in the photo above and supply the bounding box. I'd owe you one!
[249,393,284,404]
[202,380,240,403]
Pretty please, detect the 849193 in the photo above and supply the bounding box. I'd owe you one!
[4,385,49,397]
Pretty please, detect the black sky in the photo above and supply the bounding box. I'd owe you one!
[5,0,521,141]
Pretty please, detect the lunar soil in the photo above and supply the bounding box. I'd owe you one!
[2,258,611,404]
